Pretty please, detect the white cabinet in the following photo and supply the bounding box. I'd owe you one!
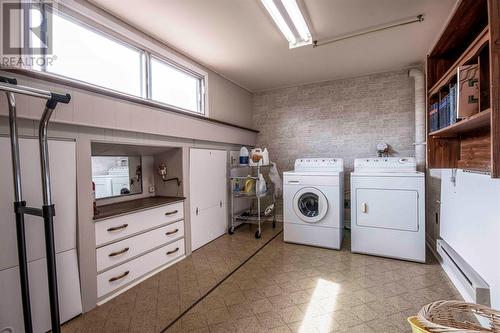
[0,138,77,270]
[0,250,81,333]
[95,201,186,300]
[0,137,81,332]
[190,203,227,251]
[189,149,227,251]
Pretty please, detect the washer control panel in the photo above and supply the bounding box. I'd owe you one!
[354,157,417,173]
[295,158,344,172]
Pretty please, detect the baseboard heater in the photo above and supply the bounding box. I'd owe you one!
[436,239,490,306]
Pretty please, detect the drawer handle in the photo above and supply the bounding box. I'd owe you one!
[108,247,129,257]
[107,224,128,232]
[165,228,179,236]
[165,210,178,216]
[109,270,129,283]
[166,247,179,255]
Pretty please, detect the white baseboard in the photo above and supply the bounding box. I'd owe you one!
[436,239,490,306]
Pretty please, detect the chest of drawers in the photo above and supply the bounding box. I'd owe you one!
[94,199,185,299]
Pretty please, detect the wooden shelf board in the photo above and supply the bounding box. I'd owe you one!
[429,27,489,96]
[429,108,491,137]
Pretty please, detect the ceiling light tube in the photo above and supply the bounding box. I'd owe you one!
[282,0,311,45]
[261,0,297,45]
[261,0,312,49]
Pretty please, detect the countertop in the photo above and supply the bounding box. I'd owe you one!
[93,196,185,221]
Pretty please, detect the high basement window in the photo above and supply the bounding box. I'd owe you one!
[42,11,145,97]
[32,7,206,116]
[150,56,204,114]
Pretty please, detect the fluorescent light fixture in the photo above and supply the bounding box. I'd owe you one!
[261,0,312,48]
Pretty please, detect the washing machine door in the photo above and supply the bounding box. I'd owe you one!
[293,187,328,223]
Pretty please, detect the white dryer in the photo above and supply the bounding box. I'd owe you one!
[283,158,344,249]
[350,157,425,262]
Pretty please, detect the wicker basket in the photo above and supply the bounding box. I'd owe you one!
[417,300,500,332]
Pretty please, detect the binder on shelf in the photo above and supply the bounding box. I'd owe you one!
[429,102,439,132]
[439,95,450,129]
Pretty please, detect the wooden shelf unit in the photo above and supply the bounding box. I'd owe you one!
[428,28,489,97]
[426,0,500,177]
[429,109,491,138]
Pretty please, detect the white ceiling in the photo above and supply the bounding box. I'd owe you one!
[91,0,457,92]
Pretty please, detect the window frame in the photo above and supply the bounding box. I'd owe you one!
[149,54,205,115]
[32,4,208,117]
[39,7,147,98]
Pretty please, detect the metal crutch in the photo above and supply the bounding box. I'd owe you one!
[2,77,33,333]
[1,75,71,333]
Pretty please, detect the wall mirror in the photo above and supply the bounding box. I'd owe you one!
[91,156,142,199]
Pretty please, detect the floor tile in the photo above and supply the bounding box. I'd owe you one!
[64,229,462,333]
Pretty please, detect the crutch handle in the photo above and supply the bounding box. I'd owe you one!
[0,75,17,85]
[45,93,71,109]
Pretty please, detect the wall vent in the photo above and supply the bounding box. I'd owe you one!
[437,239,490,306]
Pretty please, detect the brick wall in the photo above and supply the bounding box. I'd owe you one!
[252,69,417,221]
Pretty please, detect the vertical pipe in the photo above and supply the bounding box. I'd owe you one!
[7,92,33,333]
[409,68,426,171]
[39,105,61,333]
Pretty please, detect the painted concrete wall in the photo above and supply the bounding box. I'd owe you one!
[253,69,415,176]
[252,69,416,218]
[209,72,253,128]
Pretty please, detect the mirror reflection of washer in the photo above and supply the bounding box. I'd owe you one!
[283,158,344,249]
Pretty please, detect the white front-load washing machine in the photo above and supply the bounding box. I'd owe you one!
[350,157,425,262]
[283,158,344,249]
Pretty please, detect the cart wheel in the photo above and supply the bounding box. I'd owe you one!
[255,230,261,239]
[228,227,234,235]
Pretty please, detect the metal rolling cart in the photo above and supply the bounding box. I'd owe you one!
[229,164,276,239]
[1,75,71,333]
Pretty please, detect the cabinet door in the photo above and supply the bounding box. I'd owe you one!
[190,149,227,251]
[211,150,228,205]
[0,249,82,333]
[191,205,226,251]
[0,138,77,270]
[189,149,214,211]
[211,202,227,241]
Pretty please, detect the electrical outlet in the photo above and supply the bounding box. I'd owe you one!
[148,186,155,193]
